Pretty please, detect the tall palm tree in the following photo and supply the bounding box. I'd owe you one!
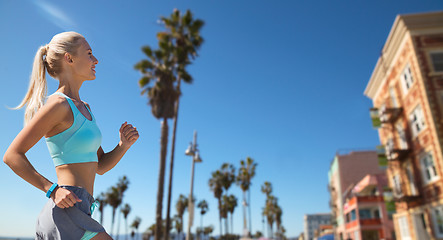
[263,195,277,239]
[176,194,188,239]
[96,192,107,225]
[275,204,282,240]
[236,157,257,236]
[209,170,223,236]
[106,186,122,237]
[225,194,237,235]
[130,217,141,240]
[220,196,229,236]
[116,176,130,240]
[135,9,204,240]
[197,200,209,230]
[161,10,205,240]
[121,203,131,240]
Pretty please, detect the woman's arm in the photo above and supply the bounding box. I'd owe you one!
[3,96,82,208]
[96,122,139,175]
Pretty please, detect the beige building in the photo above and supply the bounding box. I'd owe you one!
[364,11,443,240]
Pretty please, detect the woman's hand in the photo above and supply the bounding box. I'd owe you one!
[51,187,82,209]
[119,122,139,148]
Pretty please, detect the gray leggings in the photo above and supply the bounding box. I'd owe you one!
[35,185,105,240]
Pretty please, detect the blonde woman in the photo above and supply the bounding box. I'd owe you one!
[3,32,139,240]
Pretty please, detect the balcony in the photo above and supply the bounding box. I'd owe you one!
[385,138,411,161]
[379,105,403,124]
[393,185,421,203]
[370,106,403,128]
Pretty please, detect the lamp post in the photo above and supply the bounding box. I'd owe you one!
[185,131,202,240]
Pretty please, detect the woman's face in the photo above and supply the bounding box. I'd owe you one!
[71,39,98,81]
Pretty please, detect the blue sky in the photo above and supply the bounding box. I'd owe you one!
[0,0,442,238]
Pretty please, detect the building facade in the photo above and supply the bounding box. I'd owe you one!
[364,11,443,240]
[343,174,395,240]
[328,151,386,240]
[304,214,332,240]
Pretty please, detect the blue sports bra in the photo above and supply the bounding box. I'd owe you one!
[45,92,102,167]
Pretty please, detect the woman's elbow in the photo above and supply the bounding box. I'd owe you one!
[3,151,13,166]
[96,166,107,175]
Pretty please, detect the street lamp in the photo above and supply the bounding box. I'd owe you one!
[186,131,202,240]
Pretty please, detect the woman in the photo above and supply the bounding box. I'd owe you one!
[3,32,139,240]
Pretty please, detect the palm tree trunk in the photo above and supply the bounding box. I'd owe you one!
[155,119,169,240]
[125,218,128,240]
[225,217,228,236]
[117,209,122,240]
[242,191,247,237]
[218,198,222,237]
[111,208,116,237]
[248,189,252,236]
[166,78,181,240]
[230,213,233,236]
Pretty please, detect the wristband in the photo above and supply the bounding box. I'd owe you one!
[46,183,58,198]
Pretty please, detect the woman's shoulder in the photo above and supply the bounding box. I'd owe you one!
[43,94,72,115]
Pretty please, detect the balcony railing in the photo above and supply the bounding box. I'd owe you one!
[370,106,403,128]
[379,105,403,124]
[385,138,411,161]
[393,183,421,203]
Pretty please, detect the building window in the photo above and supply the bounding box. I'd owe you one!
[398,216,412,240]
[359,209,372,219]
[409,105,426,137]
[432,206,443,238]
[430,52,443,73]
[393,174,402,196]
[401,64,414,94]
[421,152,438,184]
[396,123,408,149]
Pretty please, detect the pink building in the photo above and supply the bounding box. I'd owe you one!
[343,174,395,240]
[328,151,386,240]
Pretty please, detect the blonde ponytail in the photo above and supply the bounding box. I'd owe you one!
[15,45,48,125]
[14,31,85,125]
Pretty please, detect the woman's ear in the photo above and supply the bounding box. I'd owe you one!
[64,52,73,64]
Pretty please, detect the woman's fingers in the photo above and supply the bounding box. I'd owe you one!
[54,188,82,208]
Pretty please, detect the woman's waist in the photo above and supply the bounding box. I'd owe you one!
[56,163,97,196]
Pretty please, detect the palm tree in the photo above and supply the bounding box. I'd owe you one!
[220,163,236,194]
[121,204,131,240]
[176,194,188,239]
[208,170,223,236]
[197,200,208,230]
[96,192,107,224]
[261,181,272,198]
[116,176,130,240]
[236,157,257,236]
[135,9,204,240]
[275,204,282,239]
[220,196,229,236]
[203,225,214,238]
[225,194,237,235]
[263,195,278,239]
[106,186,122,237]
[162,10,205,240]
[130,217,142,240]
[172,214,182,239]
